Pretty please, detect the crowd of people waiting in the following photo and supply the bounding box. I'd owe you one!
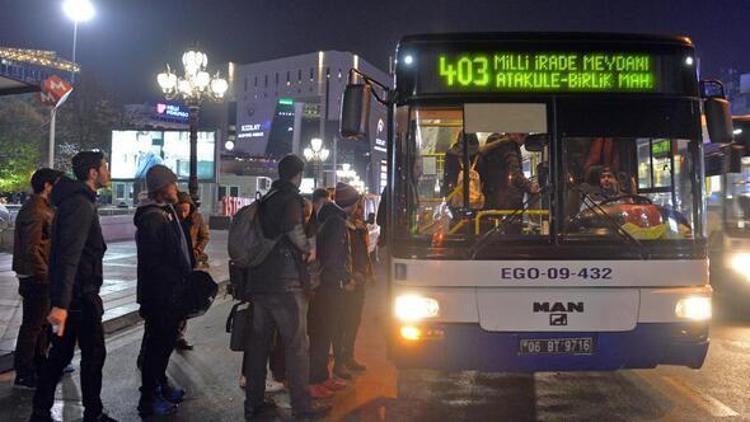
[11,151,373,421]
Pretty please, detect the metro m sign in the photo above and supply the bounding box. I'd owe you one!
[39,75,73,108]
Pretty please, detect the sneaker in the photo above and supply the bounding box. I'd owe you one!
[333,366,352,380]
[239,375,247,389]
[138,395,178,417]
[322,378,347,391]
[293,402,332,419]
[346,359,367,371]
[62,364,75,374]
[308,383,333,399]
[159,382,186,403]
[82,412,117,422]
[265,378,285,393]
[175,339,194,351]
[14,373,37,390]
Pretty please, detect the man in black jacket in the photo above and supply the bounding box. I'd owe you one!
[244,155,330,420]
[31,151,116,422]
[12,168,62,389]
[134,165,193,417]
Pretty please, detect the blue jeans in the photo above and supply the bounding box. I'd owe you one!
[244,291,310,415]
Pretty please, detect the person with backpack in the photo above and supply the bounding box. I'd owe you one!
[243,155,331,420]
[134,165,193,417]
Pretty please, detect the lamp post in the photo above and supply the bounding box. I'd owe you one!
[156,49,228,203]
[62,0,95,83]
[303,137,330,188]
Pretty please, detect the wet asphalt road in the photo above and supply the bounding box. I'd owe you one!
[1,276,750,421]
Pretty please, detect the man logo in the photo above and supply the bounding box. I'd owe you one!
[533,302,584,313]
[550,313,568,326]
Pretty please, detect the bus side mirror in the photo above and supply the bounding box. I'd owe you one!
[340,84,372,140]
[705,97,734,144]
[701,80,734,144]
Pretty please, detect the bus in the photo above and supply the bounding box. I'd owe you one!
[706,116,750,312]
[340,33,733,371]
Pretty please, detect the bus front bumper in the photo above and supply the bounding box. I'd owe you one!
[390,322,709,372]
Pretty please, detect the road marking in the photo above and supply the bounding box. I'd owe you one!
[659,375,739,418]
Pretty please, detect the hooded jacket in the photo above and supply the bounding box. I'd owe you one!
[48,177,107,309]
[316,201,352,289]
[252,179,311,293]
[12,194,54,281]
[134,199,193,316]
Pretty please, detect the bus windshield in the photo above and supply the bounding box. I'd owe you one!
[400,104,702,249]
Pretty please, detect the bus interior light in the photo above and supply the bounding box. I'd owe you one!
[395,294,440,321]
[675,296,712,321]
[734,128,743,135]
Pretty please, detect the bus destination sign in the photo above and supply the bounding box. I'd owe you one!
[435,52,656,92]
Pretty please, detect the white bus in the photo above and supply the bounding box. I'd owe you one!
[341,32,733,371]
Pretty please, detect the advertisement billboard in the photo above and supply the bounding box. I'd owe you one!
[111,130,216,181]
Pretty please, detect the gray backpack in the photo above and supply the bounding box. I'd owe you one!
[227,190,280,300]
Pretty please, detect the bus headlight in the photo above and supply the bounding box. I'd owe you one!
[729,253,750,279]
[675,296,712,321]
[394,294,439,321]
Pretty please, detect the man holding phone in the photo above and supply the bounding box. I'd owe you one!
[31,151,116,422]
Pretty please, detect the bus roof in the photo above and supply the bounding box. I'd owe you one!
[398,32,694,48]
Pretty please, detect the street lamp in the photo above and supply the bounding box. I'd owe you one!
[157,48,228,203]
[63,0,95,82]
[303,137,330,187]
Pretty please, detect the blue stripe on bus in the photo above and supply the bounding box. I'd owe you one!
[390,323,708,372]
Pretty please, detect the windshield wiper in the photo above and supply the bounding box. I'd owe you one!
[562,184,649,259]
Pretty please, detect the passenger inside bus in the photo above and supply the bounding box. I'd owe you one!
[443,131,479,200]
[477,133,540,212]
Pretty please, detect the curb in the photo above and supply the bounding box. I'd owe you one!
[0,278,229,374]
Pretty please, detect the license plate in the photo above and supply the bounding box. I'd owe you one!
[519,337,594,355]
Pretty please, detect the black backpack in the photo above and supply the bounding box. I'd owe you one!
[227,190,280,301]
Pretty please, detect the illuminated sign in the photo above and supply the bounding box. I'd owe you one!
[238,123,265,139]
[436,53,655,92]
[651,139,671,157]
[375,118,387,152]
[278,98,294,105]
[156,103,190,119]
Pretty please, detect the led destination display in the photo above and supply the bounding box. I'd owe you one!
[436,52,656,92]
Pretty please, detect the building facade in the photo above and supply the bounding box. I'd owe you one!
[231,50,390,193]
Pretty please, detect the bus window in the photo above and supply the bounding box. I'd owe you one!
[404,106,549,241]
[564,137,697,240]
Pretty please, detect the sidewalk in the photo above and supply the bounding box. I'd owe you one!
[0,230,229,373]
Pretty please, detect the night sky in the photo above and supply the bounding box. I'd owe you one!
[1,0,747,103]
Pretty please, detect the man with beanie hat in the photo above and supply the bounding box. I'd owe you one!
[244,154,331,420]
[134,165,193,417]
[308,182,359,396]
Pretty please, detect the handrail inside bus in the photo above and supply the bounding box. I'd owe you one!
[475,209,550,234]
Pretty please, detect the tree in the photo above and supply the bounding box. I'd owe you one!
[55,74,126,156]
[0,95,46,193]
[0,137,38,192]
